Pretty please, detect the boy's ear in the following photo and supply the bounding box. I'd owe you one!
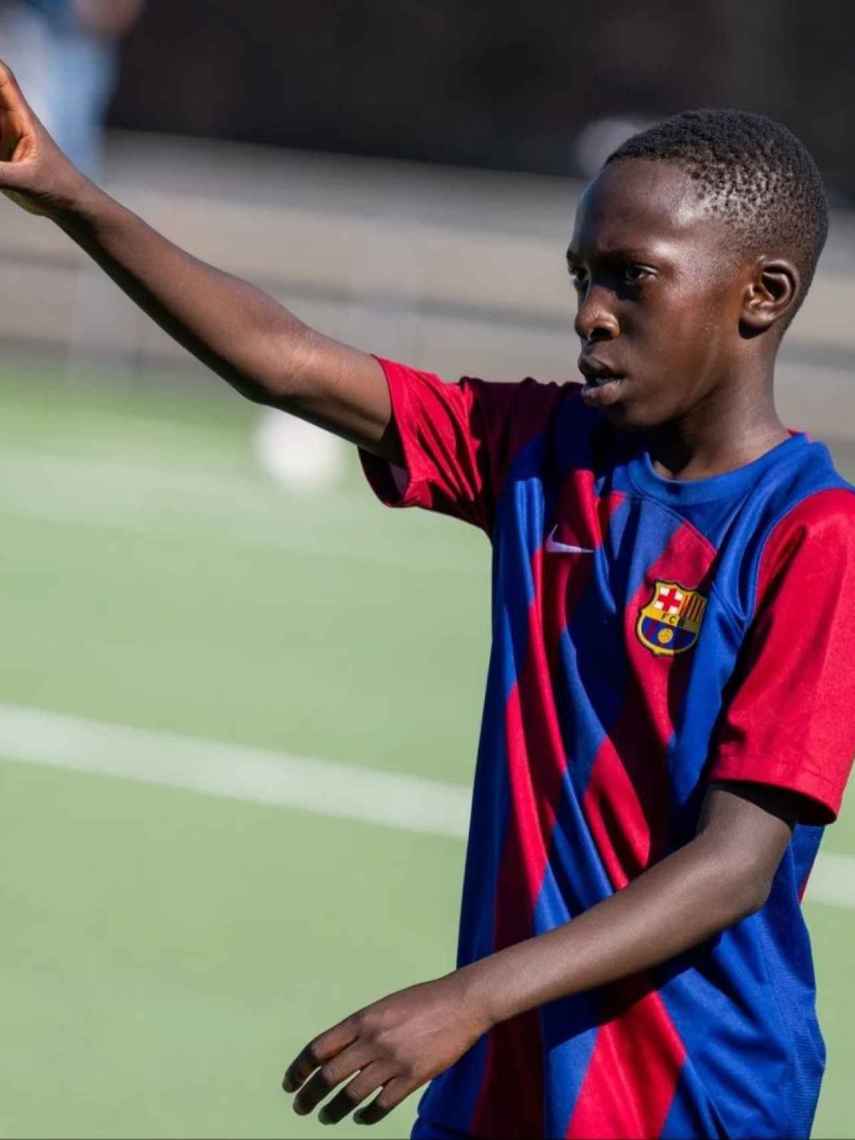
[741,256,801,333]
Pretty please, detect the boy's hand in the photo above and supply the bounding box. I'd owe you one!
[282,974,491,1126]
[0,61,89,218]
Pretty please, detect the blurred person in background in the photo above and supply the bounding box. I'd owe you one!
[0,0,341,491]
[0,0,143,176]
[0,0,144,384]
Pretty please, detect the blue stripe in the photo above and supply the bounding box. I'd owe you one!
[791,824,823,892]
[417,650,506,1129]
[541,497,685,1137]
[491,433,557,698]
[420,432,556,1131]
[662,593,744,845]
[534,864,599,1135]
[531,494,683,1134]
[456,429,560,965]
[656,867,824,1138]
[660,1066,727,1138]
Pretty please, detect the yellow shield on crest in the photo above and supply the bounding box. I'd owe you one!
[637,579,707,657]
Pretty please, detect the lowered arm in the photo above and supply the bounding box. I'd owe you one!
[283,782,797,1125]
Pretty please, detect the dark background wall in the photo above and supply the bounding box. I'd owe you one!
[110,0,854,201]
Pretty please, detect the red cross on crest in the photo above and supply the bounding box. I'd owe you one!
[637,579,707,657]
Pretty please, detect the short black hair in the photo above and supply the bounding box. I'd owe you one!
[605,109,829,301]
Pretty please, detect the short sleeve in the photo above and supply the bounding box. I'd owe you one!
[711,488,855,824]
[359,357,567,534]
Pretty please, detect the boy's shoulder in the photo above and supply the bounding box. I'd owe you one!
[758,444,855,569]
[753,436,855,535]
[720,437,855,620]
[459,374,592,483]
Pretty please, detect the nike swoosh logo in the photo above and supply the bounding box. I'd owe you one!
[545,526,595,555]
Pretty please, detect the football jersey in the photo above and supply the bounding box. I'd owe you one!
[360,357,855,1140]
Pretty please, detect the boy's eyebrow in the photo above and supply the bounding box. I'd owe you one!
[566,244,663,264]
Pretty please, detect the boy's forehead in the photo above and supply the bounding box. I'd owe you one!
[570,160,711,254]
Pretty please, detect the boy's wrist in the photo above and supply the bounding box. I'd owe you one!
[50,175,113,236]
[454,948,531,1031]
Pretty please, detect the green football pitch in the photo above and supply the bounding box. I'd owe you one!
[0,366,852,1139]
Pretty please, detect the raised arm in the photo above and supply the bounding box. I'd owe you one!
[0,62,399,461]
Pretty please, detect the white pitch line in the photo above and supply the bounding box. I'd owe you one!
[803,851,855,910]
[0,701,851,910]
[0,702,471,840]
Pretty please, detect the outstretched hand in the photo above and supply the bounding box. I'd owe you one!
[0,61,89,217]
[282,973,491,1126]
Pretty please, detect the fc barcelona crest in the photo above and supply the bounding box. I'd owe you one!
[637,580,707,657]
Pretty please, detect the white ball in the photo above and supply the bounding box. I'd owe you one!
[253,408,347,491]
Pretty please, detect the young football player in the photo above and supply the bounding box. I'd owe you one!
[1,65,852,1138]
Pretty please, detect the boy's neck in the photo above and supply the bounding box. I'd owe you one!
[647,369,789,482]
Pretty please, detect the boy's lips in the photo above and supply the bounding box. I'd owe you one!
[578,355,627,406]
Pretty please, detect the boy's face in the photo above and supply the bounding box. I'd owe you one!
[568,159,751,430]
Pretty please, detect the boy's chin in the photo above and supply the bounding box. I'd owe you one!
[598,394,682,433]
[580,379,666,432]
[595,401,650,432]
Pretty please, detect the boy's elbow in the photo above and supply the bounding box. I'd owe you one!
[696,783,794,927]
[715,850,776,924]
[734,867,774,919]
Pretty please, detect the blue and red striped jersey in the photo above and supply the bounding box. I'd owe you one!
[361,358,855,1140]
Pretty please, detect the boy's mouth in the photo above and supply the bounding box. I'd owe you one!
[578,356,626,405]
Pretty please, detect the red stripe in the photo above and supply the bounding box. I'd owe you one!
[471,679,549,1137]
[473,481,624,1135]
[570,522,715,1134]
[567,981,687,1139]
[581,737,653,889]
[472,583,568,1136]
[583,521,716,886]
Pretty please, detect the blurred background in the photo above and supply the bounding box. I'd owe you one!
[0,2,853,1138]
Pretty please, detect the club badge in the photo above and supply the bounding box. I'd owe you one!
[637,579,707,657]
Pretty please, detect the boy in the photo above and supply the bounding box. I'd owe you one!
[0,68,852,1138]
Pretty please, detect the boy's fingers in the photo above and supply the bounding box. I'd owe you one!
[0,58,45,136]
[0,59,17,93]
[353,1077,412,1125]
[282,1043,324,1093]
[290,1043,373,1115]
[0,60,27,114]
[282,1020,359,1092]
[0,61,39,170]
[318,1063,396,1125]
[292,1068,339,1116]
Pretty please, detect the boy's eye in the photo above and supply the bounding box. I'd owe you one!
[623,265,650,284]
[569,267,587,289]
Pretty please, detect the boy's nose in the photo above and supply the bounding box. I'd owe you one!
[574,288,619,343]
